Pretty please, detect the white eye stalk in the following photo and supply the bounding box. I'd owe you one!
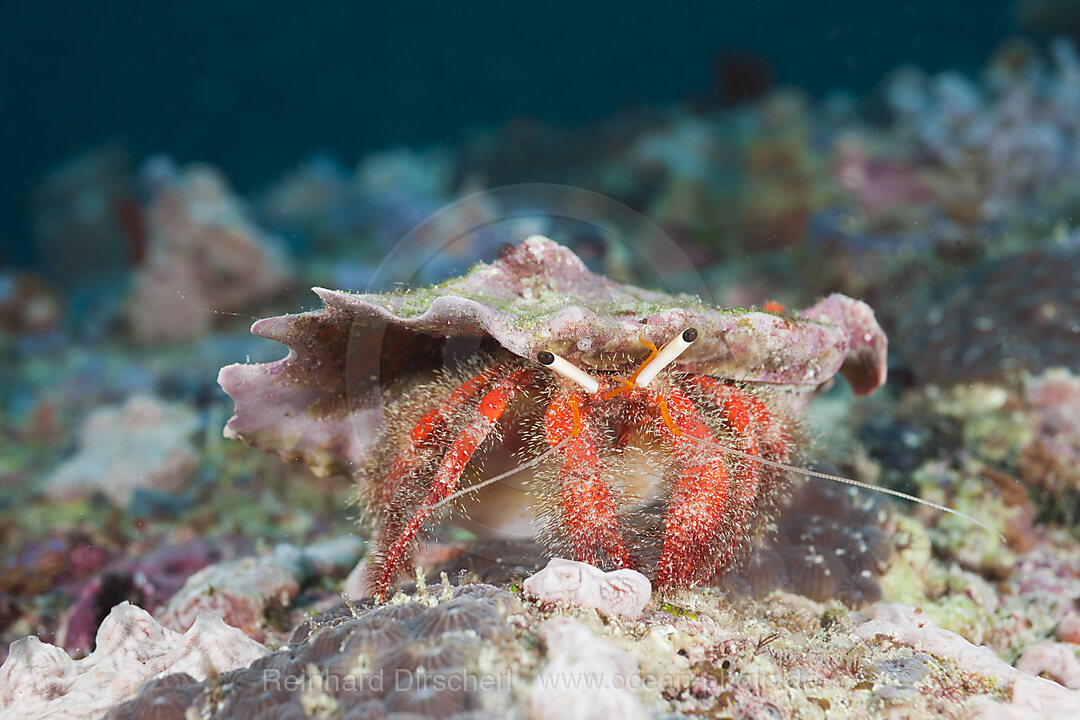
[537,350,600,394]
[634,328,698,388]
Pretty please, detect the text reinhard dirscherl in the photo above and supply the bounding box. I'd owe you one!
[262,666,814,694]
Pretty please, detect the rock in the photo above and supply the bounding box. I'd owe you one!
[0,602,265,720]
[44,394,198,505]
[856,603,1080,717]
[529,617,646,720]
[1055,611,1080,644]
[158,538,364,638]
[129,161,293,342]
[1016,641,1080,689]
[523,558,652,618]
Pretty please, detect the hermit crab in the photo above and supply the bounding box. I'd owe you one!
[219,236,889,599]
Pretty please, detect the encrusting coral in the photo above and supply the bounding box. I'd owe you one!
[0,602,266,720]
[101,582,526,720]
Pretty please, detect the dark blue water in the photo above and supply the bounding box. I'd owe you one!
[2,1,1022,264]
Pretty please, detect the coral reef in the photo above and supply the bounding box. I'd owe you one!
[0,272,61,336]
[0,602,266,720]
[29,145,140,278]
[57,539,216,656]
[1018,368,1080,517]
[718,480,895,605]
[855,604,1080,715]
[101,583,524,719]
[887,37,1080,217]
[1016,641,1080,690]
[12,27,1080,720]
[896,246,1080,384]
[44,394,199,505]
[59,574,1080,719]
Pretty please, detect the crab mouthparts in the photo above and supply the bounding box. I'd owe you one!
[538,328,698,394]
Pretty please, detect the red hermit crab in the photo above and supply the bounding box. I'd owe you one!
[219,236,888,600]
[364,325,798,600]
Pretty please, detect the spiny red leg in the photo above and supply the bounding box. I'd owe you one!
[545,388,634,569]
[373,367,534,601]
[651,384,735,590]
[684,374,789,496]
[379,361,512,508]
[679,375,769,572]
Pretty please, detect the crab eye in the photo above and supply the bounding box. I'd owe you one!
[635,327,698,388]
[536,350,600,394]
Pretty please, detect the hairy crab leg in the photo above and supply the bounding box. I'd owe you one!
[545,387,635,569]
[679,377,1007,542]
[651,384,738,590]
[373,366,535,601]
[677,375,773,573]
[683,374,789,491]
[379,360,514,508]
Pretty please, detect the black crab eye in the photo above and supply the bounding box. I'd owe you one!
[537,351,555,366]
[683,328,699,343]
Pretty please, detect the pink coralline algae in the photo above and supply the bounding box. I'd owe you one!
[219,236,886,479]
[523,558,652,618]
[0,602,266,720]
[58,540,215,656]
[1019,368,1080,507]
[1016,641,1080,690]
[128,161,293,342]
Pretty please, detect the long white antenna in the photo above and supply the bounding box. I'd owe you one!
[424,435,573,511]
[685,433,1005,541]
